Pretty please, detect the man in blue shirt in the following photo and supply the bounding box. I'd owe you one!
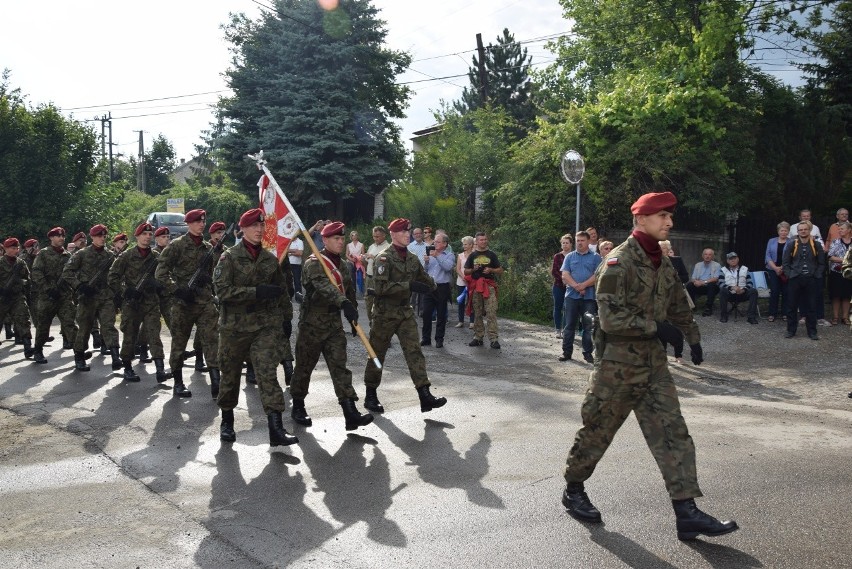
[420,231,455,348]
[559,231,601,363]
[685,248,722,316]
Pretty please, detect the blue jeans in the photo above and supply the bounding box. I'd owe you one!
[766,270,787,317]
[562,297,597,357]
[552,285,567,330]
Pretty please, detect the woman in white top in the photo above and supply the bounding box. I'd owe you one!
[455,235,475,327]
[346,230,365,296]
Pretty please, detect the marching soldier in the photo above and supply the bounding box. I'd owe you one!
[213,208,297,446]
[21,238,39,326]
[362,218,447,414]
[62,225,121,371]
[108,222,172,383]
[186,220,229,373]
[111,233,128,255]
[155,209,220,398]
[30,227,77,363]
[290,221,373,431]
[70,232,87,254]
[0,238,35,360]
[152,226,172,331]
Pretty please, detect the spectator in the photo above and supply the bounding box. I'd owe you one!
[558,231,600,363]
[66,242,77,255]
[826,220,852,325]
[798,209,823,245]
[799,210,829,325]
[551,234,573,338]
[407,227,428,316]
[764,221,791,322]
[686,248,722,316]
[423,226,434,246]
[346,230,365,297]
[598,241,614,258]
[659,240,689,283]
[421,232,454,348]
[454,235,475,328]
[288,237,304,300]
[718,252,759,324]
[783,220,825,340]
[464,232,504,349]
[825,208,849,244]
[309,219,328,252]
[586,227,599,253]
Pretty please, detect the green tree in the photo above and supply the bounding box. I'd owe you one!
[143,134,177,195]
[216,0,411,221]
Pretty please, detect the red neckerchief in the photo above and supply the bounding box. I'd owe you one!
[243,240,261,260]
[393,244,408,260]
[137,246,150,258]
[52,246,64,254]
[189,233,204,247]
[631,230,662,268]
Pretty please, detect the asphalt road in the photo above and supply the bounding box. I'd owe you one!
[1,311,850,569]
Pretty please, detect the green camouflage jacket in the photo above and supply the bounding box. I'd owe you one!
[108,247,160,303]
[62,245,115,300]
[373,245,435,304]
[155,234,215,303]
[0,256,30,298]
[31,247,72,299]
[300,251,355,322]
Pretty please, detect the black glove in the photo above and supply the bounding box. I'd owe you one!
[255,284,283,300]
[195,272,211,287]
[655,321,683,346]
[690,343,704,365]
[124,288,141,300]
[366,288,376,297]
[173,286,195,303]
[341,299,359,324]
[282,319,292,339]
[77,282,96,296]
[46,288,61,300]
[351,323,358,337]
[409,281,431,294]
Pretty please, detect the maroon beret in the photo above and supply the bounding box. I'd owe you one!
[387,218,411,232]
[113,232,128,243]
[72,232,86,243]
[3,237,20,249]
[208,221,226,234]
[321,221,345,237]
[134,223,154,237]
[89,224,108,237]
[47,227,65,238]
[238,208,264,228]
[184,209,206,223]
[24,239,38,249]
[630,192,677,216]
[154,227,170,237]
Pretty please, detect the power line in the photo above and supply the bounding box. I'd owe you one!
[65,91,225,111]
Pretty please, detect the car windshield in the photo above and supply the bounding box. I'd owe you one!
[159,213,187,226]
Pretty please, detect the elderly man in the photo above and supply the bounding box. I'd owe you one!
[685,248,721,316]
[361,226,391,327]
[718,252,758,324]
[407,227,428,316]
[420,231,455,348]
[825,208,849,244]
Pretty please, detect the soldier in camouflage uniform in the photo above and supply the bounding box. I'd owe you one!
[213,208,297,446]
[560,192,738,541]
[290,221,373,431]
[155,209,220,398]
[21,238,39,327]
[62,225,120,372]
[0,238,34,360]
[185,221,229,373]
[108,222,172,384]
[30,227,77,364]
[362,218,447,414]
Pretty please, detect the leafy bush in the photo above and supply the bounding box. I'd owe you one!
[497,258,552,325]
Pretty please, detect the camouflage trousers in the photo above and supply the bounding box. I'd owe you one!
[472,289,499,341]
[0,296,31,343]
[217,326,285,415]
[119,300,164,360]
[291,314,357,401]
[74,294,118,351]
[364,304,430,389]
[169,300,219,373]
[34,295,77,349]
[563,345,702,500]
[141,296,172,340]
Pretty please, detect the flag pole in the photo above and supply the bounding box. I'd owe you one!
[248,151,381,370]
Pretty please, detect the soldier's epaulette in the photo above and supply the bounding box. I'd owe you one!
[606,257,619,265]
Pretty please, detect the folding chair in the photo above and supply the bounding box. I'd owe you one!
[749,271,771,318]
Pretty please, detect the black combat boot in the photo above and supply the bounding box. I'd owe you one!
[74,350,90,372]
[416,384,447,412]
[290,398,313,426]
[23,339,35,359]
[195,349,208,372]
[340,398,374,431]
[109,347,122,370]
[364,386,384,413]
[220,409,236,442]
[62,337,72,350]
[138,344,152,363]
[172,368,192,398]
[267,411,299,446]
[122,360,140,382]
[672,498,739,541]
[282,359,293,386]
[33,345,48,364]
[209,368,221,400]
[562,482,602,523]
[99,338,109,356]
[91,329,102,349]
[153,359,172,383]
[245,362,257,385]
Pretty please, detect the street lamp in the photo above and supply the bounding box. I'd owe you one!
[560,150,585,235]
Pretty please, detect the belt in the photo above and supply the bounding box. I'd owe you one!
[378,298,410,307]
[606,334,655,343]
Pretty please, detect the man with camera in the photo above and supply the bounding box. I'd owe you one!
[464,232,504,349]
[421,231,454,348]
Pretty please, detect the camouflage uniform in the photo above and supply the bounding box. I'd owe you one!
[291,251,358,401]
[155,234,219,374]
[21,248,38,325]
[213,241,286,414]
[108,247,164,360]
[0,256,33,345]
[63,245,119,351]
[191,242,226,356]
[563,236,702,500]
[153,243,173,330]
[31,246,77,349]
[364,246,436,389]
[278,255,295,363]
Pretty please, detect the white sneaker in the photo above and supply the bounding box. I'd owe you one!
[556,330,563,338]
[454,322,464,328]
[469,322,475,329]
[818,318,832,327]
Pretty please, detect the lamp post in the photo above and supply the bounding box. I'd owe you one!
[560,150,585,235]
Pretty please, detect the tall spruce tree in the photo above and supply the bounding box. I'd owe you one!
[215,0,410,219]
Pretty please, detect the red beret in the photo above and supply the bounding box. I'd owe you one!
[321,221,345,237]
[3,237,20,249]
[72,232,86,243]
[134,223,153,237]
[113,232,128,242]
[89,224,108,237]
[630,192,677,216]
[387,218,411,232]
[24,239,38,249]
[238,208,264,228]
[184,209,206,223]
[154,227,170,237]
[47,227,65,238]
[208,221,226,234]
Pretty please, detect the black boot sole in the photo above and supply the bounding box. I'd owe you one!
[677,522,739,541]
[561,492,602,523]
[345,415,375,431]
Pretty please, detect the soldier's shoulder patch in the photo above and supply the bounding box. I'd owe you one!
[607,257,619,265]
[377,263,386,275]
[213,264,223,279]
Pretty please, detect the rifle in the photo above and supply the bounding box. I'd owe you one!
[0,261,23,298]
[186,222,234,293]
[77,255,114,297]
[125,253,159,310]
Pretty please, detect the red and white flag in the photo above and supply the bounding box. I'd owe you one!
[257,174,300,261]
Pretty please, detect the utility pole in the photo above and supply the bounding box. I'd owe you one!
[98,114,116,182]
[476,33,489,106]
[135,130,146,194]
